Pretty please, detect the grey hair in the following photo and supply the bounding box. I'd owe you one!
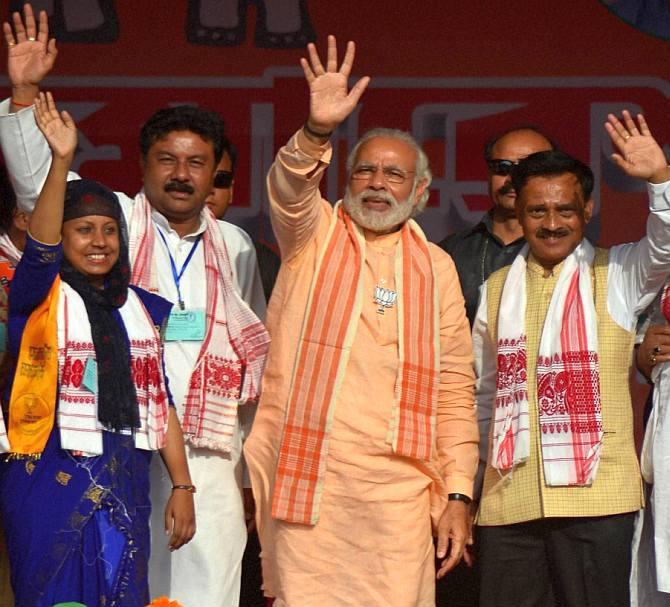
[345,128,433,213]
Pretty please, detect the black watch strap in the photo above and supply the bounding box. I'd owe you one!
[448,492,472,505]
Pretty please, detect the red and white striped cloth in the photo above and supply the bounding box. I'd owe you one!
[272,204,439,525]
[57,282,169,454]
[493,240,603,486]
[128,193,270,452]
[0,232,22,266]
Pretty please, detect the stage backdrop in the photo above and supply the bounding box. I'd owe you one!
[1,0,669,435]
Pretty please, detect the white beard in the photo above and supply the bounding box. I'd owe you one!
[342,185,416,233]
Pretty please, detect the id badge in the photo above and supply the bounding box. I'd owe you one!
[165,308,206,341]
[82,357,98,394]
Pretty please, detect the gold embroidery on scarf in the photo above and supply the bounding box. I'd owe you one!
[11,393,51,435]
[84,485,104,504]
[55,471,72,486]
[5,452,41,462]
[25,460,35,475]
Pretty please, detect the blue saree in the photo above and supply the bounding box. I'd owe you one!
[0,235,173,607]
[0,427,152,607]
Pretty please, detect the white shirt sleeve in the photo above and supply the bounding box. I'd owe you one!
[0,98,56,210]
[472,282,496,497]
[218,221,267,321]
[0,97,112,209]
[607,180,670,331]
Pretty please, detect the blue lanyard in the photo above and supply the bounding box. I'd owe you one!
[156,229,202,309]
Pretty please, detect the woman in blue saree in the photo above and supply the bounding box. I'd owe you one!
[0,93,196,607]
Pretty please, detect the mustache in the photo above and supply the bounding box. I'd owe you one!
[354,188,398,206]
[536,228,570,239]
[497,182,515,197]
[164,180,195,195]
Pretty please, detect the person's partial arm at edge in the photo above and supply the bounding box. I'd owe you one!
[604,111,670,328]
[0,4,62,212]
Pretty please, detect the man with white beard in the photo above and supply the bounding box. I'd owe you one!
[244,36,479,606]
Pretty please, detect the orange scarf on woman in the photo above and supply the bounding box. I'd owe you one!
[8,277,60,456]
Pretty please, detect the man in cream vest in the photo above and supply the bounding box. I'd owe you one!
[473,111,670,607]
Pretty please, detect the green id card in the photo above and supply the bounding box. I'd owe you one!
[82,357,97,394]
[165,308,206,341]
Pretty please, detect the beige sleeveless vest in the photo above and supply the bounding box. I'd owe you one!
[478,248,643,526]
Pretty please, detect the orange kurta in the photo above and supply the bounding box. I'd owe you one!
[244,130,478,606]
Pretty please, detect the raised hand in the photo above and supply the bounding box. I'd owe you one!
[3,4,57,98]
[301,35,370,136]
[34,92,77,162]
[605,110,670,184]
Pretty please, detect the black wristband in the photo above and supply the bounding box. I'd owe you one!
[303,121,333,140]
[448,492,472,505]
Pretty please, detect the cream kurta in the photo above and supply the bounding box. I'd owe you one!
[245,130,478,606]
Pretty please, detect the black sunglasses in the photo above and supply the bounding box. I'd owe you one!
[213,170,234,189]
[486,159,518,176]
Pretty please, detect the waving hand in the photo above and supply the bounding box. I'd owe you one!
[605,110,670,184]
[3,4,57,108]
[301,35,370,139]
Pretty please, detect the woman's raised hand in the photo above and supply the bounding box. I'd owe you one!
[34,91,77,163]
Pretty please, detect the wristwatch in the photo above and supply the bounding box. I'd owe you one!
[448,492,472,505]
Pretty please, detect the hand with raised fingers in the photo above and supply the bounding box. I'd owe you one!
[300,35,370,141]
[34,91,76,162]
[4,3,57,103]
[605,110,670,184]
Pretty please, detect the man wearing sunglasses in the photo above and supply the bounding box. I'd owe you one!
[473,114,670,606]
[439,127,556,326]
[206,136,280,304]
[206,135,237,219]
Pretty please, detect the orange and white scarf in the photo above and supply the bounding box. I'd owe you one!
[493,240,603,486]
[7,278,169,456]
[128,193,270,452]
[272,204,439,524]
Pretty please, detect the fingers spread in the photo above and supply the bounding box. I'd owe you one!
[348,76,370,105]
[60,109,75,129]
[300,57,315,83]
[12,11,26,43]
[3,22,15,46]
[326,34,338,73]
[622,109,640,136]
[306,42,325,75]
[340,40,356,77]
[37,10,48,43]
[637,114,651,137]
